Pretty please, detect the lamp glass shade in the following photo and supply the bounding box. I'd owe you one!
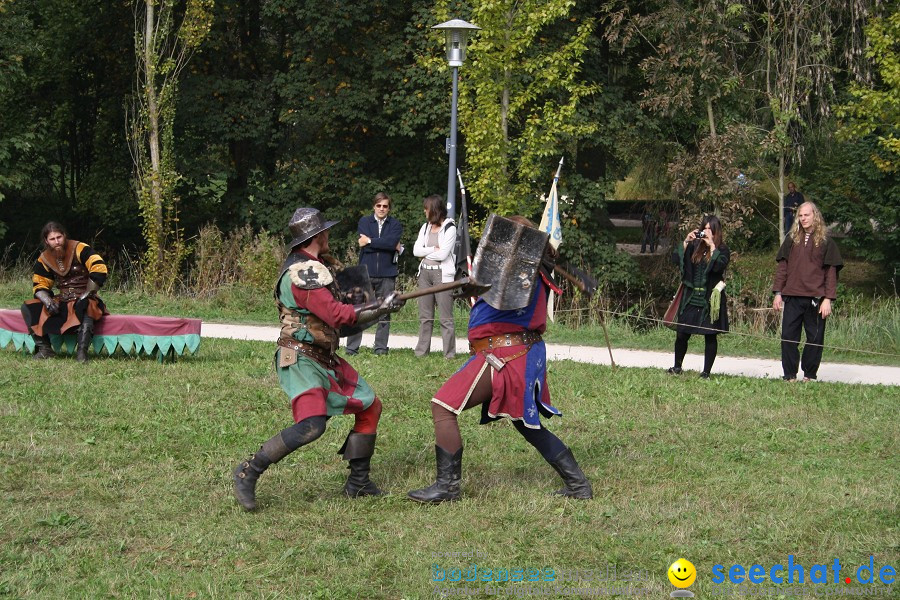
[432,19,480,67]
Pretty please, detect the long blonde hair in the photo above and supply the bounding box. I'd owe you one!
[790,201,827,247]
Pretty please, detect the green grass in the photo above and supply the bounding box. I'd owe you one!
[0,340,898,598]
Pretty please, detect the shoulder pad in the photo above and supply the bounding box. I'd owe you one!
[288,260,334,289]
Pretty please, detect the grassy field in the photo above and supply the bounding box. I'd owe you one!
[0,339,897,598]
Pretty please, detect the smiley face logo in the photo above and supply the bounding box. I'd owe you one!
[668,558,697,588]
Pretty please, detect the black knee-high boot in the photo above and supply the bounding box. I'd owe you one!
[547,447,593,499]
[31,334,56,359]
[76,316,95,363]
[407,445,463,503]
[233,416,327,511]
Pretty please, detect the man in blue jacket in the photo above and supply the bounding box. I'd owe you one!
[346,192,404,355]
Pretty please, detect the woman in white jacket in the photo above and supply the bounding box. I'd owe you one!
[413,194,457,358]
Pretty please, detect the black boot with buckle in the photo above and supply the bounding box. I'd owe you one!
[548,447,593,499]
[407,445,463,503]
[339,431,385,497]
[233,434,293,511]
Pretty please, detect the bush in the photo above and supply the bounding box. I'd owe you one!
[188,224,286,296]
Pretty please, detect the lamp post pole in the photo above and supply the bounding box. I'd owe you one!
[432,19,480,221]
[446,65,460,219]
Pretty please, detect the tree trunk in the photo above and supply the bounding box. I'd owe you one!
[144,0,164,267]
[706,96,717,140]
[778,152,785,239]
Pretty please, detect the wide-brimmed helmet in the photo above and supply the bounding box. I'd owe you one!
[287,207,339,251]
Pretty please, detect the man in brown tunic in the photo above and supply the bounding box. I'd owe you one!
[20,222,108,362]
[772,202,843,381]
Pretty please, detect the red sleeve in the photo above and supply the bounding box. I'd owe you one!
[292,286,358,328]
[824,265,838,300]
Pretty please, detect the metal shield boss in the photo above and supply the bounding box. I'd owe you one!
[471,214,549,310]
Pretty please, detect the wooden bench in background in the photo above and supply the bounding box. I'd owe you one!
[0,309,201,361]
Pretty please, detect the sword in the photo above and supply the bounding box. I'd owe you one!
[552,262,597,297]
[394,277,491,302]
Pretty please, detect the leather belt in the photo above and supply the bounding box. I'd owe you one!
[469,331,542,355]
[59,287,84,302]
[277,336,337,368]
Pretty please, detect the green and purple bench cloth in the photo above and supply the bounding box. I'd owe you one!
[0,309,201,358]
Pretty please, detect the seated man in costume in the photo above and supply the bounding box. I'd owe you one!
[233,207,404,511]
[407,215,592,504]
[21,221,108,363]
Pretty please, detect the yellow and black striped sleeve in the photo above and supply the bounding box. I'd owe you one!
[32,259,55,296]
[76,242,108,287]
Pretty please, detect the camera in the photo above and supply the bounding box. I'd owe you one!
[696,230,706,239]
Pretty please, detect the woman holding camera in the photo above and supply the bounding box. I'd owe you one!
[667,215,730,378]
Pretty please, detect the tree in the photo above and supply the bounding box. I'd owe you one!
[836,11,900,173]
[0,0,136,245]
[129,0,213,291]
[751,0,855,237]
[610,0,754,229]
[445,0,599,216]
[807,136,899,274]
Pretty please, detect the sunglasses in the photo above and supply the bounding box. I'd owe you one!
[375,204,390,208]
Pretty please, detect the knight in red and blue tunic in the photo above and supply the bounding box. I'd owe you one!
[433,274,562,428]
[408,215,593,504]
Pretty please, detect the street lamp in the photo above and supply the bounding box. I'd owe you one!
[432,18,480,219]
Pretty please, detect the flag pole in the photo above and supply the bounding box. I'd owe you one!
[553,156,564,185]
[545,156,616,368]
[456,168,472,277]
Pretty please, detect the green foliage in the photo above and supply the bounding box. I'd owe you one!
[189,224,286,295]
[806,136,900,272]
[450,0,600,215]
[0,0,892,294]
[836,12,900,173]
[0,0,135,244]
[0,1,36,224]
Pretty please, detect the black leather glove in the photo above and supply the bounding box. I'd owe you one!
[35,289,59,315]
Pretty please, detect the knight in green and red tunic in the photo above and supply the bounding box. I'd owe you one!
[21,221,108,362]
[233,207,404,511]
